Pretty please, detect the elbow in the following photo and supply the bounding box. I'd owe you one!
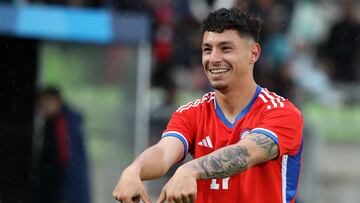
[247,151,270,168]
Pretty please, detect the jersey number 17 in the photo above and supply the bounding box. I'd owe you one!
[210,177,230,190]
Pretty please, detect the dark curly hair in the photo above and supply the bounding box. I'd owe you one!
[201,8,262,42]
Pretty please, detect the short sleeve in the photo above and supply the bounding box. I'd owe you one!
[251,106,303,156]
[162,109,196,158]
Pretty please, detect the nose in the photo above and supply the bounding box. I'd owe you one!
[209,49,222,64]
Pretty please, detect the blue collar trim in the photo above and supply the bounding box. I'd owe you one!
[215,85,262,128]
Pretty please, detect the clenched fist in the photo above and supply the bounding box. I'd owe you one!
[113,166,152,203]
[157,166,197,203]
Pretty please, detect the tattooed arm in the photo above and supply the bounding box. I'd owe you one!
[157,133,278,203]
[186,133,279,179]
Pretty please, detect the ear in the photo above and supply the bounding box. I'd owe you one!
[249,43,261,65]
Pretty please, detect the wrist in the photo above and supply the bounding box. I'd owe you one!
[124,163,141,176]
[179,163,201,180]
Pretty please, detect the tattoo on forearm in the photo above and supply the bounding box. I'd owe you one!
[244,133,278,159]
[189,145,250,179]
[186,133,278,180]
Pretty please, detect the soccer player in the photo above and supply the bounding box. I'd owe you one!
[113,7,303,203]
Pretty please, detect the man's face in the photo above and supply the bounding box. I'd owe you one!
[202,30,258,91]
[37,95,61,119]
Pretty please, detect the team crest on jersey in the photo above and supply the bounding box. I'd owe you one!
[239,128,252,139]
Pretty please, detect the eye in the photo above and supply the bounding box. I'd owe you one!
[202,47,212,54]
[221,46,232,52]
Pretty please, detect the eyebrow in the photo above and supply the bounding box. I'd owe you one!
[202,41,235,48]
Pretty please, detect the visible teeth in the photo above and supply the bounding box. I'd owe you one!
[210,69,229,73]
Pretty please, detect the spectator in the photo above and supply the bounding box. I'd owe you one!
[34,87,90,203]
[323,0,360,82]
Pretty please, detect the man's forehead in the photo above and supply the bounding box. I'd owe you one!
[202,30,251,45]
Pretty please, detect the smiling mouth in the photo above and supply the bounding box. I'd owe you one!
[209,68,230,74]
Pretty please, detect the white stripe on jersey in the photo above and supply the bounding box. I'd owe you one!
[176,101,193,112]
[266,88,286,101]
[282,155,289,203]
[176,92,215,113]
[259,93,268,103]
[277,98,284,107]
[205,136,213,148]
[202,139,208,147]
[262,90,278,108]
[260,89,285,109]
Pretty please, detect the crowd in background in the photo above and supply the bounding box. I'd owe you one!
[7,0,359,107]
[126,0,360,108]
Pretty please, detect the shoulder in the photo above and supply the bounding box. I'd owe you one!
[175,92,215,113]
[257,88,302,118]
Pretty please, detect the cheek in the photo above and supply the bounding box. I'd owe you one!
[202,56,209,69]
[232,52,248,63]
[223,55,238,67]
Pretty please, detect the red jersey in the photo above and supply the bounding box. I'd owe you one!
[162,86,303,203]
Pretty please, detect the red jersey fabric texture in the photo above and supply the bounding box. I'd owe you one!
[162,86,303,203]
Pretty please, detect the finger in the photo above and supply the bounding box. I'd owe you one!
[120,194,140,203]
[175,197,183,203]
[189,194,196,203]
[157,190,166,203]
[112,190,119,200]
[182,195,190,203]
[131,196,140,203]
[112,193,121,202]
[113,188,124,202]
[123,197,134,203]
[139,189,152,203]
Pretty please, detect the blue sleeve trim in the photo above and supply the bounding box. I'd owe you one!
[251,128,279,145]
[285,138,303,202]
[162,132,188,159]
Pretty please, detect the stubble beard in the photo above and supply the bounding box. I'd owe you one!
[210,82,228,91]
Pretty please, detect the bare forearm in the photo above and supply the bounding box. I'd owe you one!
[128,145,173,180]
[183,133,278,180]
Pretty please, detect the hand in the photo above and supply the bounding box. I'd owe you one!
[113,166,152,203]
[157,166,197,203]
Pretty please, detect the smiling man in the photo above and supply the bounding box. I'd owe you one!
[113,8,303,203]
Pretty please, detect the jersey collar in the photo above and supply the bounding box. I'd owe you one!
[214,85,262,128]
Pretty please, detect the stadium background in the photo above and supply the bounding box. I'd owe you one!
[0,0,359,202]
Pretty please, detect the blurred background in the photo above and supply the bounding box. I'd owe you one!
[0,0,359,202]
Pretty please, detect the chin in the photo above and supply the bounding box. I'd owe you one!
[211,83,228,91]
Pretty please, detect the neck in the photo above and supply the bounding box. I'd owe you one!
[215,79,257,123]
